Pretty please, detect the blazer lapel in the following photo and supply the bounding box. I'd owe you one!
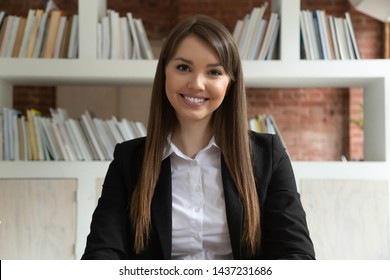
[151,157,172,259]
[221,157,244,259]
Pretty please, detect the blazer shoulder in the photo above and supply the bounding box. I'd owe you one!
[249,131,285,155]
[115,137,146,157]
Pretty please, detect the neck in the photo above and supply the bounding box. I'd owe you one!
[172,120,213,159]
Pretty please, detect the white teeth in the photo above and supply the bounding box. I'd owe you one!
[184,96,205,103]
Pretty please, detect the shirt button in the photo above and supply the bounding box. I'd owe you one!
[194,208,200,213]
[194,234,200,241]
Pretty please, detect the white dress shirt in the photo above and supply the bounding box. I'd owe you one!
[163,136,233,260]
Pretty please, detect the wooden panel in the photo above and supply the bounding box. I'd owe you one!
[0,179,77,259]
[300,179,389,259]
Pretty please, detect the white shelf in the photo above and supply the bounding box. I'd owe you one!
[0,58,157,86]
[0,161,110,178]
[243,59,390,87]
[1,59,389,87]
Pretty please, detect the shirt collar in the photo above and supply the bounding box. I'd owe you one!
[162,134,219,161]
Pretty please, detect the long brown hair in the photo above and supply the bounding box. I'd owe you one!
[130,14,260,256]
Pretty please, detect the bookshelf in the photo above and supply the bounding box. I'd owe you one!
[0,0,389,259]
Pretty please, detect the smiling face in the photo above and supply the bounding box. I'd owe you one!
[165,35,231,129]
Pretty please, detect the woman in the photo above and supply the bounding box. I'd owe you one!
[82,15,315,260]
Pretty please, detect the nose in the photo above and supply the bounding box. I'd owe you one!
[187,73,205,91]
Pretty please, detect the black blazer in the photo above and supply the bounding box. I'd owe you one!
[82,132,315,260]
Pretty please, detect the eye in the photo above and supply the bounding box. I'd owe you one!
[208,69,223,76]
[176,64,191,72]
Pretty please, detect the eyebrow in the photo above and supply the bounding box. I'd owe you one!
[173,57,223,68]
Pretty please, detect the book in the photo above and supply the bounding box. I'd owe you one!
[96,22,102,59]
[134,121,147,137]
[67,14,78,59]
[265,16,280,60]
[43,9,63,58]
[11,110,20,160]
[68,118,93,161]
[57,119,78,161]
[59,17,71,58]
[120,16,131,59]
[321,10,336,60]
[345,12,361,59]
[79,119,99,160]
[300,10,312,59]
[257,13,278,60]
[11,17,26,57]
[93,118,114,160]
[100,15,110,59]
[80,111,106,161]
[40,116,61,160]
[0,14,8,50]
[5,16,21,57]
[53,15,66,58]
[2,108,14,160]
[311,11,324,59]
[33,113,46,160]
[18,9,35,57]
[32,10,50,58]
[108,10,120,59]
[0,15,14,57]
[328,15,340,60]
[26,9,43,58]
[107,117,124,144]
[51,120,69,160]
[133,18,153,59]
[119,119,138,140]
[26,109,41,161]
[249,19,267,60]
[127,12,141,59]
[64,119,84,160]
[334,16,350,60]
[3,108,22,161]
[305,10,321,59]
[15,115,27,160]
[315,10,328,60]
[19,115,31,160]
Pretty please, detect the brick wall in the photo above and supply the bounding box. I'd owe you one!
[1,0,382,161]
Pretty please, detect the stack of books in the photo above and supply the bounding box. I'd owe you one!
[0,107,147,161]
[300,9,361,60]
[232,2,280,60]
[0,0,78,59]
[97,10,154,60]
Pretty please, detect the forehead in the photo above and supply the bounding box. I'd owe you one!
[171,35,220,62]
